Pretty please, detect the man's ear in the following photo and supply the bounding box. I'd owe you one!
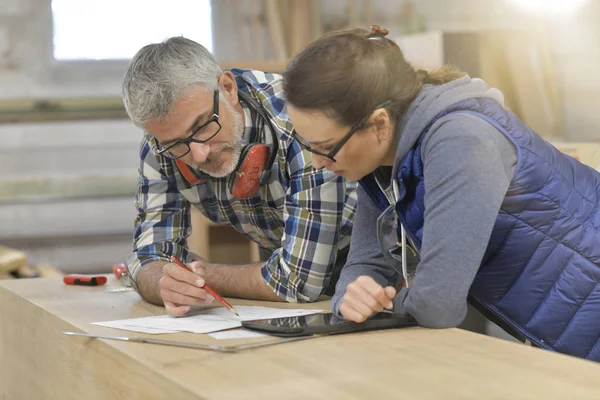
[371,109,391,142]
[218,71,239,106]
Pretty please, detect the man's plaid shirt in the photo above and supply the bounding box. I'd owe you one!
[128,69,357,302]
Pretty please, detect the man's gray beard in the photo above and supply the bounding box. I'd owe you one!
[193,100,244,178]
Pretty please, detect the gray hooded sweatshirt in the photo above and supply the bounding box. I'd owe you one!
[331,76,519,328]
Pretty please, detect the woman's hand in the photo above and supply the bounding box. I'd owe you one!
[339,276,396,323]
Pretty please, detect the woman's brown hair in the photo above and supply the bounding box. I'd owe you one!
[283,26,465,128]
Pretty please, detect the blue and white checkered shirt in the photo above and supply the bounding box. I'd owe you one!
[128,69,357,302]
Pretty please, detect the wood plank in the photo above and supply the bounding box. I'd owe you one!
[188,207,211,260]
[229,0,251,60]
[309,0,323,40]
[288,0,312,57]
[250,0,265,59]
[0,60,287,124]
[188,209,258,264]
[2,277,600,399]
[478,30,562,138]
[362,0,372,26]
[264,0,288,61]
[249,242,261,263]
[347,0,359,28]
[208,225,258,264]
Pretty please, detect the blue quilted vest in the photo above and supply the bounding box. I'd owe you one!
[360,97,600,361]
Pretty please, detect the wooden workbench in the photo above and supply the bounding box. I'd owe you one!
[1,277,599,400]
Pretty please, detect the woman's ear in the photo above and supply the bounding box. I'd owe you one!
[371,109,392,142]
[218,71,239,106]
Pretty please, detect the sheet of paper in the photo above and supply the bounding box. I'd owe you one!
[92,322,178,335]
[208,329,270,340]
[92,306,322,335]
[93,315,240,334]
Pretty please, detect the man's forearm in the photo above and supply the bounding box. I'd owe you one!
[205,262,282,302]
[135,261,167,306]
[135,260,281,305]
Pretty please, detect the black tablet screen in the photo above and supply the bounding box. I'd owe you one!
[242,312,417,337]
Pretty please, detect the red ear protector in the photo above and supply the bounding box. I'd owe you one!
[175,91,279,199]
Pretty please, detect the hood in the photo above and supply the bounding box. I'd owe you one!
[392,75,505,175]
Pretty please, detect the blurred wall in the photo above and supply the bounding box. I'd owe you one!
[213,0,600,141]
[550,4,600,141]
[0,0,138,273]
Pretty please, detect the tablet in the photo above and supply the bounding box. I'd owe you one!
[241,312,417,337]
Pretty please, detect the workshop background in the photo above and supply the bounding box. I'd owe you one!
[1,0,598,339]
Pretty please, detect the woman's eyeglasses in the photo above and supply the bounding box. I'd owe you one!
[293,100,393,163]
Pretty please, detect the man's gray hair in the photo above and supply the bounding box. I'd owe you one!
[122,37,222,128]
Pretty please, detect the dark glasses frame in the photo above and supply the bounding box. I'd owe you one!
[293,100,393,163]
[157,89,222,160]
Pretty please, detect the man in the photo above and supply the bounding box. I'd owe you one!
[122,37,357,316]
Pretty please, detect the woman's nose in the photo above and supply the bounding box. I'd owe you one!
[312,154,332,170]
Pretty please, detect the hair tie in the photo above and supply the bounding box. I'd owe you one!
[369,25,389,38]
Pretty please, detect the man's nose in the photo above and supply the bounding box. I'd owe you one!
[188,142,211,163]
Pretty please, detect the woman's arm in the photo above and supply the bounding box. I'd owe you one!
[331,185,399,316]
[394,114,517,328]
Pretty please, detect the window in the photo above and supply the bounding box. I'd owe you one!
[52,0,213,60]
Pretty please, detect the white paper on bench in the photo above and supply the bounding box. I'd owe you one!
[92,306,322,334]
[91,323,179,335]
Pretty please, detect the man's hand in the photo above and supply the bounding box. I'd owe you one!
[339,276,396,323]
[159,260,214,316]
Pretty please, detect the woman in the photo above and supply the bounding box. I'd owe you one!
[283,25,600,361]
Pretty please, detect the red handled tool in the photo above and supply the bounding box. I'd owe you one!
[63,274,107,286]
[112,263,131,287]
[108,263,134,292]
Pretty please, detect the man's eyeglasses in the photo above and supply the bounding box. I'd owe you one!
[157,89,222,160]
[293,100,393,163]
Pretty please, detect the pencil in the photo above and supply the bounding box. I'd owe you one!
[170,256,240,317]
